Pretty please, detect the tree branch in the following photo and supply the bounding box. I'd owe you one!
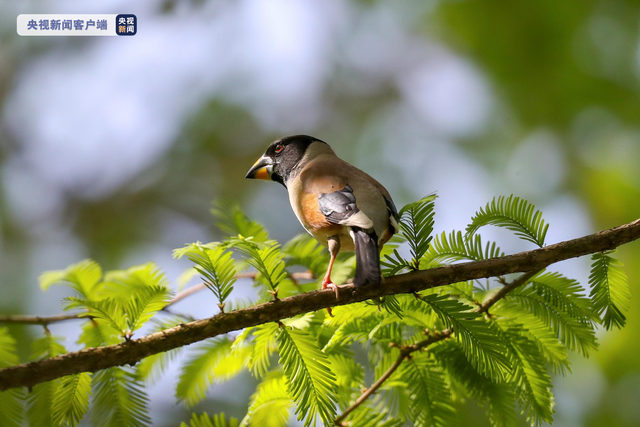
[478,269,544,314]
[0,218,638,391]
[334,329,452,425]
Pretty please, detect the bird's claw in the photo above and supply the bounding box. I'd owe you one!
[324,282,339,299]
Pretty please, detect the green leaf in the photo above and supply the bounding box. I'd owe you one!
[589,251,631,329]
[91,367,151,427]
[63,297,128,337]
[0,389,23,427]
[235,240,288,294]
[26,334,68,427]
[400,355,457,427]
[103,262,169,294]
[419,294,509,380]
[507,272,598,356]
[137,317,188,384]
[185,245,237,310]
[240,371,293,427]
[30,334,67,361]
[105,263,172,335]
[281,312,315,330]
[466,195,549,247]
[173,241,221,260]
[494,308,570,375]
[398,193,437,269]
[212,200,269,242]
[323,314,386,353]
[432,340,518,427]
[177,338,250,407]
[381,248,412,276]
[283,233,328,280]
[248,323,278,378]
[51,372,92,427]
[328,353,365,410]
[27,381,57,427]
[376,295,404,318]
[493,320,554,426]
[78,319,120,348]
[126,284,172,334]
[345,410,406,427]
[423,230,504,266]
[39,259,102,298]
[181,412,240,427]
[277,327,338,427]
[0,328,24,427]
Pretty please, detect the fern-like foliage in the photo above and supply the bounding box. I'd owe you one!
[176,244,237,311]
[182,412,240,427]
[52,373,92,427]
[137,316,189,384]
[248,323,278,378]
[39,259,102,298]
[466,195,549,247]
[432,340,518,427]
[0,328,24,427]
[27,334,68,427]
[235,240,288,295]
[419,294,509,380]
[91,367,151,427]
[397,194,437,269]
[283,234,328,279]
[277,327,338,427]
[64,298,128,337]
[241,370,293,427]
[381,247,412,276]
[328,353,365,410]
[589,251,631,329]
[177,338,250,407]
[63,262,171,339]
[423,230,504,266]
[506,272,598,356]
[345,409,406,427]
[493,320,554,426]
[400,355,457,427]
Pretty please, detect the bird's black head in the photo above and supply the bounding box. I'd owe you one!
[245,135,328,187]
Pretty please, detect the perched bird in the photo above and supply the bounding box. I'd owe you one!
[245,135,399,297]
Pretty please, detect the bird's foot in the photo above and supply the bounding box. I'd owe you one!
[322,280,340,299]
[322,279,339,317]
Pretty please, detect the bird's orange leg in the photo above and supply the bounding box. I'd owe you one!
[323,237,340,316]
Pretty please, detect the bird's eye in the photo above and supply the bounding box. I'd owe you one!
[275,144,284,154]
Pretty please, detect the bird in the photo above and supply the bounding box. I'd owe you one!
[245,135,399,300]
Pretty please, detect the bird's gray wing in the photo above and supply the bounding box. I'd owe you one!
[317,184,374,229]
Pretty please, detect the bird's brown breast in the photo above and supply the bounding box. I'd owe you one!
[300,192,342,233]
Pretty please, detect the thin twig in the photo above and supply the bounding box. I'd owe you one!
[0,271,316,325]
[0,313,84,325]
[0,218,638,391]
[478,269,543,314]
[334,330,452,425]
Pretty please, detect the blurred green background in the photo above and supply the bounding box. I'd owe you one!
[1,0,639,426]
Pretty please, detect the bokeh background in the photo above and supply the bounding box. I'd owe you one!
[1,0,640,426]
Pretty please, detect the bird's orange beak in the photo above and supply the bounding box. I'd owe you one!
[245,156,273,180]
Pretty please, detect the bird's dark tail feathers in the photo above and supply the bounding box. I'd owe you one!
[351,227,381,287]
